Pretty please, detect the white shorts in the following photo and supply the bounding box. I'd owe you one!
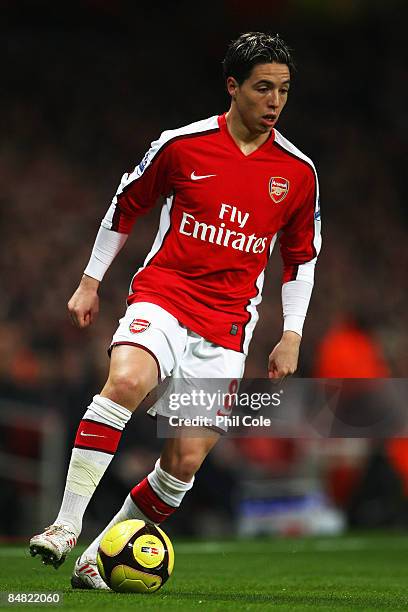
[110,302,246,431]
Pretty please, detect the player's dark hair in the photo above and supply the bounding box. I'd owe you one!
[222,32,294,85]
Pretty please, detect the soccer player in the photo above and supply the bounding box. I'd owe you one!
[30,32,321,588]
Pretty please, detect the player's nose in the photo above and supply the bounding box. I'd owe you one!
[267,90,280,108]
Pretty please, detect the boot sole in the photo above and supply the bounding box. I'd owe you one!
[30,544,65,569]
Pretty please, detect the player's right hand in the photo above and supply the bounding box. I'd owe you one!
[67,274,100,328]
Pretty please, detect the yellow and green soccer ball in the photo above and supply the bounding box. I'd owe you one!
[97,519,174,593]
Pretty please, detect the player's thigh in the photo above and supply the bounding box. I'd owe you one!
[101,345,158,411]
[160,429,220,481]
[110,301,187,382]
[103,302,187,410]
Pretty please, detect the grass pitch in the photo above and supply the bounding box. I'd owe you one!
[1,534,408,610]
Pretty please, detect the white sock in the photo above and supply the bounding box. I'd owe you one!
[53,395,132,537]
[148,459,195,507]
[82,495,149,560]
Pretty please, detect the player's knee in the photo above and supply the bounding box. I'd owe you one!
[107,369,152,400]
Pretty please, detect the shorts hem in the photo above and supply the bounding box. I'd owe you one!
[109,341,162,382]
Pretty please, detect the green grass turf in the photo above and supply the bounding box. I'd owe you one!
[1,534,408,611]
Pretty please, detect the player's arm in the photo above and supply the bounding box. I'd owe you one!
[268,169,321,379]
[68,135,175,329]
[68,222,128,328]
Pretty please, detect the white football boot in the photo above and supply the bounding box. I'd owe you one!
[29,524,77,569]
[71,554,110,590]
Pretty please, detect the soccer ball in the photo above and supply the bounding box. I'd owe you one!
[97,519,174,593]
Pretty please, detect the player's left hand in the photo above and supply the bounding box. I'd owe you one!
[268,331,301,379]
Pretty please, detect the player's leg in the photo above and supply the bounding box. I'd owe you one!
[30,302,184,568]
[55,344,158,528]
[73,328,242,587]
[128,430,220,522]
[72,431,218,589]
[71,335,242,588]
[30,345,158,568]
[124,332,245,527]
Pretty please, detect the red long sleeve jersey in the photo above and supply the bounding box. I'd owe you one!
[104,114,321,353]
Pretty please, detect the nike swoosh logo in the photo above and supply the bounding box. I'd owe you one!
[152,505,172,516]
[80,431,106,438]
[191,171,217,181]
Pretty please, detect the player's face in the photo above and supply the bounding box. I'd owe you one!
[227,62,290,134]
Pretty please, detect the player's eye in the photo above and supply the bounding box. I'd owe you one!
[257,87,268,93]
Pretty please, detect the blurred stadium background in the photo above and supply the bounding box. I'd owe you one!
[1,0,407,542]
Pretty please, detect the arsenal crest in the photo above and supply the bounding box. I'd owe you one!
[129,318,151,334]
[269,177,290,203]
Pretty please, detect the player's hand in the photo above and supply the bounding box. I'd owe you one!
[268,331,301,380]
[67,274,100,328]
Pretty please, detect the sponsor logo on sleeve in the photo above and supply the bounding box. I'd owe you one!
[129,319,151,334]
[314,197,321,220]
[136,151,151,176]
[269,177,290,203]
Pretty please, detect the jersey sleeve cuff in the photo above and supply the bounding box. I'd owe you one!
[84,225,128,281]
[283,315,305,337]
[83,260,108,282]
[281,279,314,337]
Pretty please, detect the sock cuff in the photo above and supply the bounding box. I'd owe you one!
[84,395,132,430]
[147,459,194,507]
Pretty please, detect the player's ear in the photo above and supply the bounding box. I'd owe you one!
[226,76,238,99]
